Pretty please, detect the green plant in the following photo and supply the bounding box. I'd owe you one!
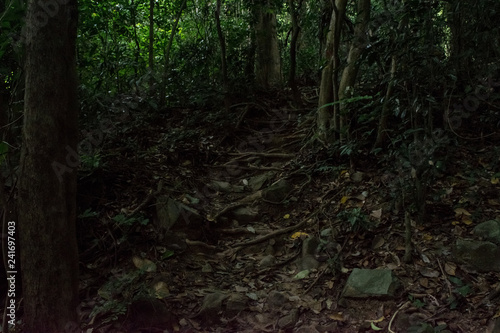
[112,213,149,226]
[338,207,371,232]
[78,208,99,219]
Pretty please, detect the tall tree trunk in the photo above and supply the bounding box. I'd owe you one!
[215,0,229,112]
[254,0,282,90]
[159,0,188,108]
[337,0,370,142]
[374,55,397,148]
[130,0,141,79]
[288,0,302,104]
[316,0,347,142]
[148,0,155,92]
[18,0,80,331]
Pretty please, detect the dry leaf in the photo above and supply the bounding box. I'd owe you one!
[371,208,382,219]
[454,208,471,216]
[444,262,456,276]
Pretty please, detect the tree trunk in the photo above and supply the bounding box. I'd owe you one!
[158,0,188,108]
[316,0,347,142]
[254,0,282,90]
[18,0,80,331]
[288,0,302,104]
[215,0,230,112]
[337,0,370,142]
[374,55,397,148]
[149,0,155,71]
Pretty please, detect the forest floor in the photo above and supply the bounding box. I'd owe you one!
[75,89,500,333]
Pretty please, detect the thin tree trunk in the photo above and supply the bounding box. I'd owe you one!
[337,0,370,142]
[215,0,229,112]
[316,0,347,142]
[159,0,188,107]
[288,0,302,104]
[148,0,155,92]
[254,0,282,90]
[18,0,80,331]
[374,55,397,148]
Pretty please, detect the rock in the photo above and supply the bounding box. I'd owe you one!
[302,236,320,256]
[266,290,287,311]
[454,239,500,272]
[248,172,275,191]
[278,309,299,329]
[297,255,320,271]
[127,297,173,328]
[210,180,244,193]
[225,293,248,317]
[230,206,259,223]
[196,291,229,324]
[342,268,399,298]
[262,179,291,203]
[156,195,180,231]
[259,255,277,267]
[474,220,500,244]
[155,195,204,235]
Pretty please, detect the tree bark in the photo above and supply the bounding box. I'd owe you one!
[158,0,188,108]
[215,0,230,112]
[288,0,302,104]
[254,0,282,90]
[18,0,80,331]
[316,0,347,142]
[337,0,370,142]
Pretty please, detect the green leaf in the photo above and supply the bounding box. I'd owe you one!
[294,270,310,279]
[370,322,383,331]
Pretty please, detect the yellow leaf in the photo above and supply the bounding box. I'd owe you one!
[283,214,290,219]
[340,170,348,176]
[454,208,471,216]
[291,232,308,240]
[329,312,345,321]
[154,281,170,299]
[340,196,349,204]
[462,218,473,225]
[423,233,433,241]
[492,177,499,185]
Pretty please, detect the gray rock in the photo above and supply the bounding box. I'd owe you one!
[225,293,248,317]
[454,239,500,272]
[262,179,291,203]
[278,309,299,329]
[230,206,259,223]
[474,220,500,244]
[156,195,204,234]
[342,268,399,298]
[259,255,277,267]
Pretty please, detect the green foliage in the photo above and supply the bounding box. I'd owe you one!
[338,207,371,232]
[78,208,99,219]
[112,213,149,226]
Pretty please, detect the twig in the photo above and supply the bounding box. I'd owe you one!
[388,301,410,333]
[437,258,453,298]
[127,180,164,217]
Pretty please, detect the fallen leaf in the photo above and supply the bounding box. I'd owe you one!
[329,312,345,321]
[445,262,456,276]
[340,196,349,204]
[454,208,471,216]
[371,208,382,219]
[291,232,308,240]
[132,256,157,272]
